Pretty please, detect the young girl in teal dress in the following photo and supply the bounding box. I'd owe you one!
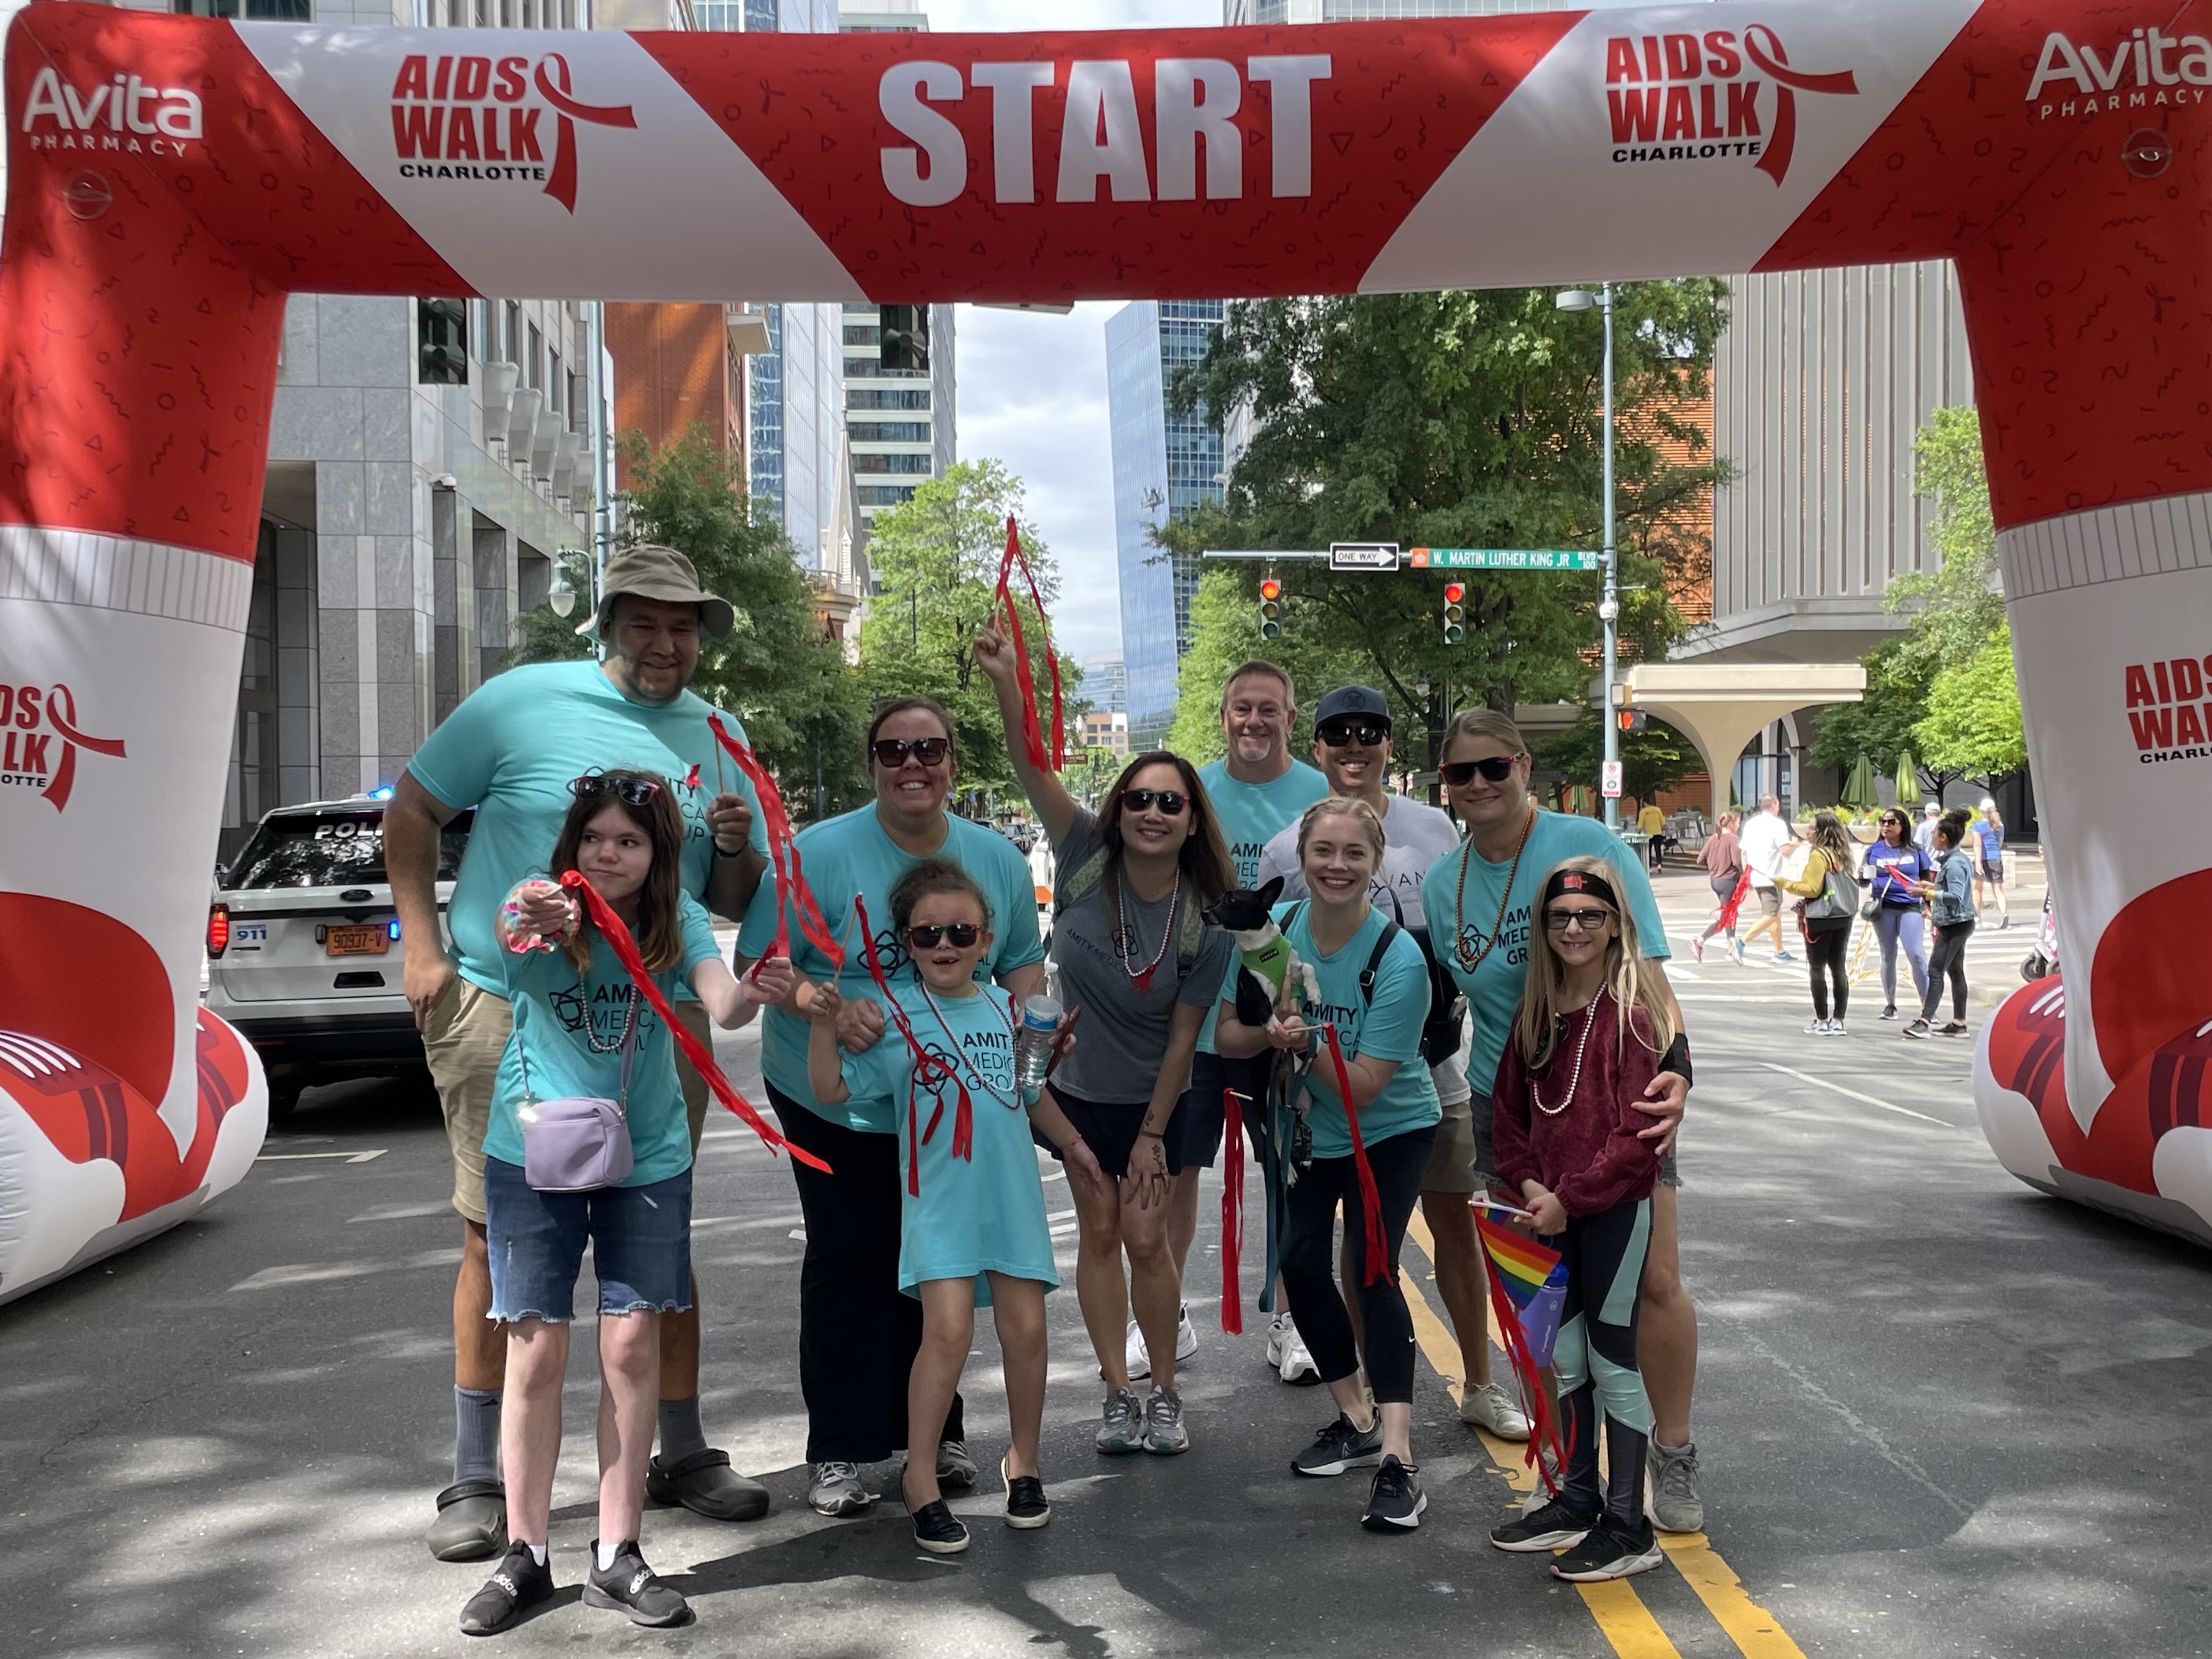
[807,859,1100,1556]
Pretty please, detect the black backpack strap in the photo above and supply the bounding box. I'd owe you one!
[1358,918,1401,1004]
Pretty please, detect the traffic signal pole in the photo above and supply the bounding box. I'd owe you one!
[1599,281,1620,833]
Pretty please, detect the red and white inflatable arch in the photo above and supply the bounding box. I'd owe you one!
[3,0,2209,1297]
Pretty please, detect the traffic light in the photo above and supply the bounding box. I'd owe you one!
[417,297,468,385]
[1441,581,1466,645]
[1616,708,1648,734]
[1259,577,1284,640]
[878,303,930,372]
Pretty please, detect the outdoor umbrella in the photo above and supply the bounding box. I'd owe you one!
[1892,747,1921,806]
[1842,753,1880,811]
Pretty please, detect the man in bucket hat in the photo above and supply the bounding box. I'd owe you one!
[387,544,778,1558]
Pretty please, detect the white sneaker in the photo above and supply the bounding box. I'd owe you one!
[1124,1318,1150,1381]
[1174,1303,1199,1363]
[1459,1379,1531,1441]
[1269,1313,1319,1384]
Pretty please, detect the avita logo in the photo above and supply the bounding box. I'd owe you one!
[2027,30,2212,120]
[2125,654,2212,765]
[1603,27,1857,184]
[17,66,203,158]
[390,53,637,213]
[0,685,126,812]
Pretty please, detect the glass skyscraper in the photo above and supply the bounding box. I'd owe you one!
[1106,300,1224,743]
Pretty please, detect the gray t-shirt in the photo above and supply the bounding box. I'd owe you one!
[1256,793,1472,1104]
[1048,808,1234,1105]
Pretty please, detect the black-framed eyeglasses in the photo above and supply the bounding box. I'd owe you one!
[1544,905,1616,933]
[871,736,952,769]
[1318,721,1389,748]
[906,922,982,949]
[570,772,661,807]
[1439,755,1520,786]
[1121,789,1189,816]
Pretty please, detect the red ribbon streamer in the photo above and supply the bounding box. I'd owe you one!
[707,715,843,974]
[1219,1088,1246,1334]
[556,870,830,1173]
[994,517,1065,774]
[1714,867,1753,933]
[852,894,974,1195]
[1743,24,1858,187]
[1475,1212,1568,1496]
[1320,1025,1393,1288]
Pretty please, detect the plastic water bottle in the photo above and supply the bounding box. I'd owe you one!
[1014,993,1061,1092]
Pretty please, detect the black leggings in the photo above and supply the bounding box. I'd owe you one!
[770,1086,964,1464]
[1805,921,1850,1020]
[1279,1125,1435,1405]
[1922,919,1975,1021]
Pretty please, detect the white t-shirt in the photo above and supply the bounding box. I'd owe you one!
[1738,810,1790,890]
[1256,795,1471,1104]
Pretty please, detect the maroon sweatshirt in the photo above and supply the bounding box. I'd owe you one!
[1491,988,1664,1217]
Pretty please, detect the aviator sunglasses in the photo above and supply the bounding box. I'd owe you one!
[907,922,982,949]
[871,735,952,768]
[570,772,662,807]
[1119,788,1190,816]
[1439,755,1521,787]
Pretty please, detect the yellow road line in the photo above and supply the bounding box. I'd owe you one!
[1658,1536,1809,1659]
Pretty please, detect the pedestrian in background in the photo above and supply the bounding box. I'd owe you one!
[1775,811,1861,1034]
[804,860,1100,1556]
[1636,800,1668,872]
[1913,800,1941,857]
[1973,800,2009,927]
[1689,811,1746,965]
[460,772,789,1636]
[1904,809,1978,1039]
[1735,794,1795,963]
[1862,809,1934,1020]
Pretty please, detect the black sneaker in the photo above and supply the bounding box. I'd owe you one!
[459,1541,554,1636]
[582,1539,691,1627]
[910,1498,971,1555]
[1360,1455,1426,1531]
[1292,1412,1384,1477]
[1550,1518,1665,1581]
[1490,1495,1598,1553]
[1880,1004,1899,1021]
[1002,1457,1051,1529]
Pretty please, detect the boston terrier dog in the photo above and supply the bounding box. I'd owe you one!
[1203,877,1321,1029]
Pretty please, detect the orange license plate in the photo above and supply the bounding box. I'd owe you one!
[325,925,390,957]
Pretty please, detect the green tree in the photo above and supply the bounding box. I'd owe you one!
[1164,284,1729,766]
[1887,406,2005,678]
[857,459,1080,804]
[1915,626,2028,781]
[1534,713,1698,807]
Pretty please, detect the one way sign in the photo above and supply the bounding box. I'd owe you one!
[1328,542,1400,572]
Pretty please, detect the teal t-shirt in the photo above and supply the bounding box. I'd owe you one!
[1422,810,1669,1100]
[738,807,1048,1135]
[406,660,768,996]
[486,893,721,1186]
[1227,902,1440,1160]
[1194,758,1330,1054]
[840,983,1059,1305]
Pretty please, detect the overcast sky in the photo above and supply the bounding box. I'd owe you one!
[937,0,1219,666]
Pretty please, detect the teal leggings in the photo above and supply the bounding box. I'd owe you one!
[1552,1197,1653,1528]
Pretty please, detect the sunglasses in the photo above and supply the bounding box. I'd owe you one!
[906,922,982,949]
[1544,905,1616,933]
[1120,789,1189,816]
[1439,755,1520,786]
[871,736,952,768]
[570,773,661,807]
[1318,722,1389,748]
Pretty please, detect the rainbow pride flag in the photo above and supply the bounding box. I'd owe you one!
[1475,1213,1569,1368]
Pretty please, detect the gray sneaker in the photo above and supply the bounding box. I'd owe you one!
[1647,1439,1705,1534]
[1459,1380,1531,1442]
[1096,1387,1145,1456]
[807,1460,875,1517]
[1141,1385,1190,1456]
[935,1439,979,1492]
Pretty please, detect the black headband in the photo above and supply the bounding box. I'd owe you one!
[1542,868,1620,911]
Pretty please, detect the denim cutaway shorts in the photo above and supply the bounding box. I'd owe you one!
[484,1156,693,1323]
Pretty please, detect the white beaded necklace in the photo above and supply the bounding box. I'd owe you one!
[1531,989,1605,1117]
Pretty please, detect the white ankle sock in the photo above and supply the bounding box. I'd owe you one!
[596,1541,620,1572]
[526,1542,548,1567]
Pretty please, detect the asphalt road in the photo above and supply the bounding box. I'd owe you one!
[6,876,2210,1659]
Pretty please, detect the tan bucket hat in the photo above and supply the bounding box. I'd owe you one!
[579,544,734,640]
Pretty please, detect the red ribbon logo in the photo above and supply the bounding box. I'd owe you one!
[1,683,124,812]
[533,54,637,214]
[1742,25,1858,187]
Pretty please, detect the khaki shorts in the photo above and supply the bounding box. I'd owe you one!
[1420,1090,1484,1194]
[422,978,714,1226]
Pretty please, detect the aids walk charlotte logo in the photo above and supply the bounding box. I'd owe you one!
[2126,652,2212,766]
[391,52,637,213]
[0,684,126,811]
[1603,24,1857,183]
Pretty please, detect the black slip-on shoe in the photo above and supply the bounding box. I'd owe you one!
[1003,1457,1051,1529]
[582,1539,691,1628]
[458,1541,552,1636]
[911,1498,971,1555]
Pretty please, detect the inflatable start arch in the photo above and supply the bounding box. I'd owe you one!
[4,0,2210,1299]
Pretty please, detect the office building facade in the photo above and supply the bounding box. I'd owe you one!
[841,305,958,529]
[1078,651,1127,718]
[1105,300,1225,744]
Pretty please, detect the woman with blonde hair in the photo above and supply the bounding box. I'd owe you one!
[1486,855,1672,1583]
[1773,810,1861,1034]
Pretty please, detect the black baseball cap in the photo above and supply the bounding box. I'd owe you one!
[1313,685,1392,731]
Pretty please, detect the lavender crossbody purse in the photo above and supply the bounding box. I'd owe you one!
[515,1014,637,1193]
